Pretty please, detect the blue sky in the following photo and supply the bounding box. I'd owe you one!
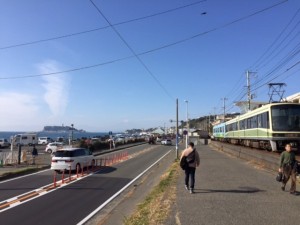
[0,0,299,132]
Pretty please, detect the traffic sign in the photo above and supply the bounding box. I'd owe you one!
[183,130,188,135]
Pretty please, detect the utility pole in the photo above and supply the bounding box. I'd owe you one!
[222,98,228,122]
[176,98,179,159]
[184,100,189,148]
[246,71,256,111]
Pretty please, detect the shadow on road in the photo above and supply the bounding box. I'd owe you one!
[194,186,265,194]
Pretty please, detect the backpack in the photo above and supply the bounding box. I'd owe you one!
[186,149,195,164]
[180,149,196,170]
[180,156,188,170]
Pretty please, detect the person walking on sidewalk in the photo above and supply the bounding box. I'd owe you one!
[279,143,298,195]
[31,145,38,165]
[180,142,200,194]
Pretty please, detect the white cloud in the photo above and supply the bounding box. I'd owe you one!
[38,60,70,117]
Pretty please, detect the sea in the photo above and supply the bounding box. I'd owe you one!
[0,131,114,141]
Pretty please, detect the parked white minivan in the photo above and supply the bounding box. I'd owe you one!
[51,148,95,172]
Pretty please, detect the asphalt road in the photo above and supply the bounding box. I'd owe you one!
[0,143,172,225]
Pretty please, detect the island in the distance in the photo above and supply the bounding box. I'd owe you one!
[42,125,86,133]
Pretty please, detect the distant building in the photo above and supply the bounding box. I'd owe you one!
[191,129,209,138]
[151,127,165,135]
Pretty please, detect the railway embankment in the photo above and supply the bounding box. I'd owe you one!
[210,141,300,178]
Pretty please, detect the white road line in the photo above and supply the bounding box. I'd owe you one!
[77,150,172,225]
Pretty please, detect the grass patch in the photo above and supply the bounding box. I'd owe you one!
[124,160,180,225]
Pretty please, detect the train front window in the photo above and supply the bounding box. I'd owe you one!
[271,105,300,131]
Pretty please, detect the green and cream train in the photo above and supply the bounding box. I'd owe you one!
[212,102,300,152]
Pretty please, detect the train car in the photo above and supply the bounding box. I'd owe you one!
[212,122,226,141]
[213,102,300,152]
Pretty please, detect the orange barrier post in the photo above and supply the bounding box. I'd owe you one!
[62,170,65,184]
[53,171,57,188]
[81,165,84,176]
[69,166,71,182]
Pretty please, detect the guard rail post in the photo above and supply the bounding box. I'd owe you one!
[62,170,65,184]
[69,166,71,182]
[53,171,57,188]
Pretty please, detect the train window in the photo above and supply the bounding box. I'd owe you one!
[247,118,251,129]
[271,105,300,131]
[261,112,269,129]
[251,116,257,128]
[258,114,262,128]
[240,120,244,130]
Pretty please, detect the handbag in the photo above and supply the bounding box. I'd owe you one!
[276,172,283,182]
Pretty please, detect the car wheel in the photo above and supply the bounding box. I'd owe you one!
[47,149,52,154]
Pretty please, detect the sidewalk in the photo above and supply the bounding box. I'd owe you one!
[166,143,300,225]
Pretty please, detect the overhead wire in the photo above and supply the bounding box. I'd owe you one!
[0,0,207,50]
[0,0,287,80]
[224,4,299,111]
[251,60,300,93]
[249,7,300,70]
[89,0,174,100]
[255,19,300,71]
[252,41,300,89]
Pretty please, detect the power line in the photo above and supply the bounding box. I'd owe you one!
[251,60,300,93]
[0,55,134,79]
[0,0,206,50]
[250,7,300,70]
[0,0,287,80]
[89,0,174,100]
[252,42,300,88]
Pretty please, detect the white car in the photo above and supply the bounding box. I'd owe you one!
[161,139,172,145]
[0,138,10,148]
[51,147,95,172]
[45,142,64,154]
[38,137,52,145]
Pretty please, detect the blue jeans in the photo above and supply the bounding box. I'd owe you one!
[185,166,196,189]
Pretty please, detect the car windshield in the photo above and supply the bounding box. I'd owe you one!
[271,104,300,131]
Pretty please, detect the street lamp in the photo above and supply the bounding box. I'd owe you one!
[184,100,189,148]
[70,124,74,146]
